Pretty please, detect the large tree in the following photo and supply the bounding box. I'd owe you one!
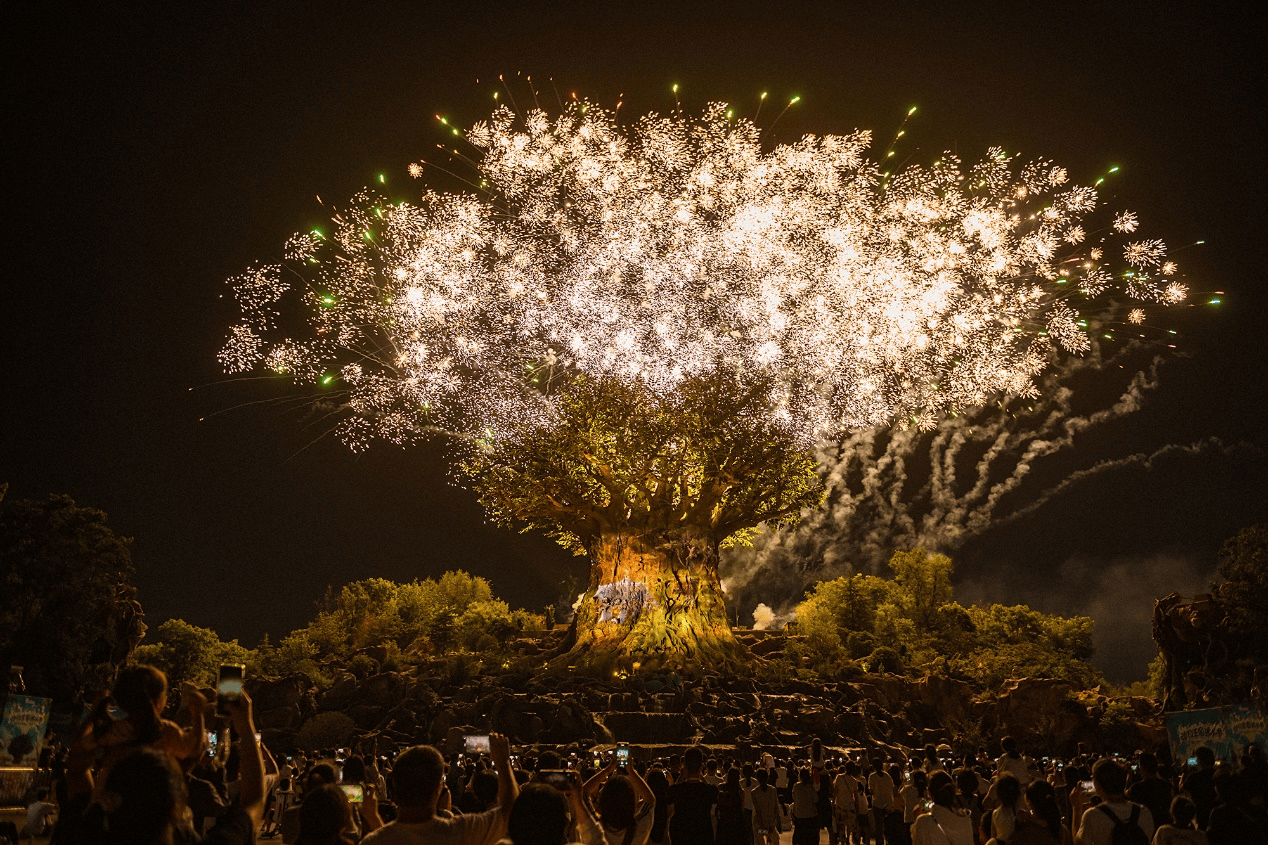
[221,100,1185,672]
[0,488,145,700]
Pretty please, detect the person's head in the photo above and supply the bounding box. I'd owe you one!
[537,750,562,771]
[726,767,741,788]
[35,789,48,802]
[872,757,884,774]
[305,762,339,793]
[798,767,811,784]
[812,737,822,753]
[1137,751,1159,776]
[101,748,186,845]
[925,744,938,762]
[756,768,769,787]
[911,769,927,796]
[1091,758,1128,799]
[995,773,1021,808]
[342,754,366,784]
[112,664,167,743]
[1000,736,1018,758]
[645,766,669,795]
[598,775,636,830]
[1170,795,1197,829]
[929,771,956,808]
[684,746,705,775]
[472,769,499,805]
[954,769,977,802]
[1194,746,1215,768]
[295,784,352,845]
[507,783,570,845]
[1023,779,1061,838]
[392,745,447,809]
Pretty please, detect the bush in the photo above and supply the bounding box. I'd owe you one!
[296,712,357,751]
[347,654,379,679]
[866,646,905,675]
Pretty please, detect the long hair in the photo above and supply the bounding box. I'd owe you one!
[599,775,637,845]
[112,665,166,745]
[1024,779,1062,839]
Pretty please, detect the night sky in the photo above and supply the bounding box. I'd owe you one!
[6,2,1265,682]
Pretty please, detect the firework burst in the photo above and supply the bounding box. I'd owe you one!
[221,99,1186,448]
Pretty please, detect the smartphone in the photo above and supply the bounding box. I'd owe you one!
[617,744,630,762]
[1080,780,1095,794]
[206,731,218,757]
[216,664,246,715]
[464,734,490,754]
[1187,756,1198,766]
[538,769,571,790]
[340,783,364,803]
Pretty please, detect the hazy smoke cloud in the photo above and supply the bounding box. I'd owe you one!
[958,550,1213,684]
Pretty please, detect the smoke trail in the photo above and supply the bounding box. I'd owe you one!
[721,339,1198,619]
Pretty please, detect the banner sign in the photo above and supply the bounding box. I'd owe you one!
[0,695,52,766]
[1166,703,1267,763]
[1224,704,1268,756]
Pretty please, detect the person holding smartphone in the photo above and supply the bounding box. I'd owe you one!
[362,733,517,845]
[57,688,267,844]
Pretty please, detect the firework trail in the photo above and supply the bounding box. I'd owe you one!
[720,338,1206,615]
[221,99,1187,459]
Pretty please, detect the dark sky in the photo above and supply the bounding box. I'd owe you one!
[5,2,1265,682]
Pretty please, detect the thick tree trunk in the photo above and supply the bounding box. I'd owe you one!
[557,526,747,674]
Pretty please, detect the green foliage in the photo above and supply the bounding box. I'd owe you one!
[251,572,547,680]
[254,629,330,686]
[295,711,357,751]
[0,491,142,701]
[793,548,1103,691]
[464,372,824,555]
[132,618,254,692]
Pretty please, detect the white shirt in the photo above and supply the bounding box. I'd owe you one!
[868,772,895,810]
[996,754,1034,786]
[912,805,975,845]
[362,806,504,845]
[1151,825,1208,845]
[1076,801,1154,845]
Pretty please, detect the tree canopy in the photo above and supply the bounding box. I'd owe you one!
[793,548,1100,688]
[0,489,144,701]
[467,373,824,554]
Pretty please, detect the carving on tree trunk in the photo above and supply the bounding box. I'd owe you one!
[557,528,746,672]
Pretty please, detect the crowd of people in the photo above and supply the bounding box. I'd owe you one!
[14,664,1268,845]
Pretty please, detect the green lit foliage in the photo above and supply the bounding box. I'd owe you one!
[132,618,254,692]
[794,548,1102,689]
[464,372,824,555]
[297,572,543,664]
[254,630,329,685]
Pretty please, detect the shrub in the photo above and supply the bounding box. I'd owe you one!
[296,712,357,751]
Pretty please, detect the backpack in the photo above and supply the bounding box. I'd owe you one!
[1098,804,1149,845]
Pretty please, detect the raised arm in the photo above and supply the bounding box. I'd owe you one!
[490,734,519,822]
[226,691,266,829]
[626,762,656,816]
